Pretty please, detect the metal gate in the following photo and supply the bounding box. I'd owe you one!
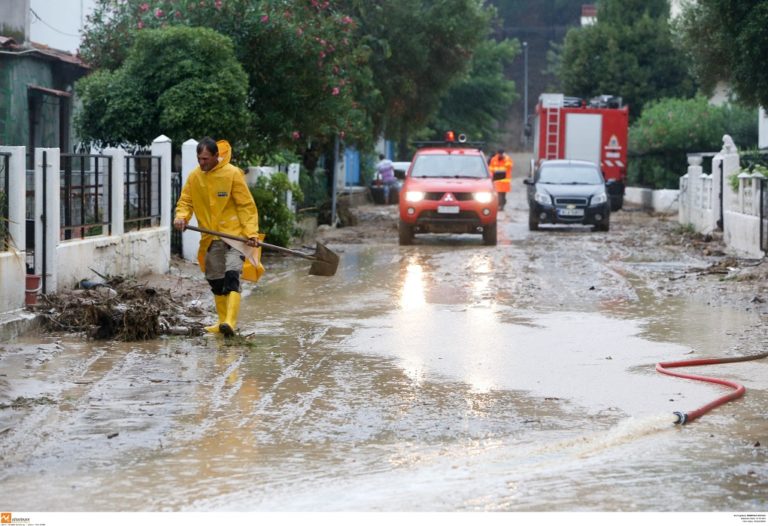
[0,152,9,251]
[170,171,182,256]
[761,178,767,254]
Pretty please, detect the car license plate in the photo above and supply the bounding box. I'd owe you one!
[437,205,460,214]
[558,208,584,217]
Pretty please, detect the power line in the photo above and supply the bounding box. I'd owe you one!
[29,8,81,38]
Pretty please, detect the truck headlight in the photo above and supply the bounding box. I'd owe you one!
[473,191,493,204]
[405,191,425,203]
[534,191,551,206]
[592,192,608,205]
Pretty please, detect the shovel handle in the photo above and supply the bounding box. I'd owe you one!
[184,225,318,261]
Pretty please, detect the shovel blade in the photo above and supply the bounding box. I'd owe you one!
[308,242,340,276]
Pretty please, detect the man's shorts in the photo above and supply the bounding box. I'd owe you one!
[204,240,244,281]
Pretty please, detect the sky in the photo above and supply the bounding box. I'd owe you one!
[28,0,98,52]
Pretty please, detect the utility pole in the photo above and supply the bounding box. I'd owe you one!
[523,41,529,149]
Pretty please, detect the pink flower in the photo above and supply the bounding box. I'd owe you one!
[341,16,353,25]
[137,20,144,28]
[139,3,149,12]
[296,27,304,37]
[261,14,269,23]
[292,131,301,140]
[175,10,182,18]
[215,0,223,9]
[155,8,164,18]
[332,87,340,96]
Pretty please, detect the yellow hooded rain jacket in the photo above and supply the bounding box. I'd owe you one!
[175,140,265,282]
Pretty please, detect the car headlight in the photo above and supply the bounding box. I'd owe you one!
[591,192,608,205]
[473,191,493,204]
[404,191,425,203]
[534,191,551,206]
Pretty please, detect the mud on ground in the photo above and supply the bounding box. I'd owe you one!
[28,202,768,341]
[315,203,768,318]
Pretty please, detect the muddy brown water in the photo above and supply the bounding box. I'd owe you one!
[1,187,767,512]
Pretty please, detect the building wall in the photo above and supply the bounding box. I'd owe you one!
[0,56,57,148]
[0,53,86,164]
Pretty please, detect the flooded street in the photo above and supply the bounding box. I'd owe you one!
[2,183,768,513]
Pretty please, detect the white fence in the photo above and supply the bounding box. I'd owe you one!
[679,135,766,258]
[0,136,173,317]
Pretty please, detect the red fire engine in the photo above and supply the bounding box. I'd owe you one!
[530,93,629,210]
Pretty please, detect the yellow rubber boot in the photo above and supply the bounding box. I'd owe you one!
[205,294,228,333]
[219,291,241,338]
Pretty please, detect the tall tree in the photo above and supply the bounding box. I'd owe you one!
[427,38,519,146]
[678,0,768,108]
[553,0,694,118]
[79,0,375,157]
[76,26,249,148]
[344,0,495,150]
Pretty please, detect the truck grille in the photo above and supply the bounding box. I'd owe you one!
[424,192,475,201]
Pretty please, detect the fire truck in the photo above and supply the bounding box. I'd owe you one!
[530,93,629,210]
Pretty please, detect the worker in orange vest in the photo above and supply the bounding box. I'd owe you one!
[489,149,513,211]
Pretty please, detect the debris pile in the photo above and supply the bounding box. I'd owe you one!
[34,276,207,340]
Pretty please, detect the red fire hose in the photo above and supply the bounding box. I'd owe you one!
[656,351,768,425]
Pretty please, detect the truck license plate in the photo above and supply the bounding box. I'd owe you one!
[437,205,460,214]
[558,208,584,217]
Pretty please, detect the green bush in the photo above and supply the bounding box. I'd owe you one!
[628,97,758,188]
[250,172,303,248]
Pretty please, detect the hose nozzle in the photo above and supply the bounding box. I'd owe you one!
[673,411,688,425]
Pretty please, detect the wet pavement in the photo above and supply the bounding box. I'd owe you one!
[1,177,767,512]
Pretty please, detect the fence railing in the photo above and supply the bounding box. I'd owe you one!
[1,152,9,251]
[124,155,162,231]
[730,172,765,217]
[762,178,768,253]
[170,171,181,255]
[60,154,112,240]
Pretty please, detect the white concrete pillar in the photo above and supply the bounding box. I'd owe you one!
[34,148,60,293]
[287,162,300,211]
[180,139,199,262]
[0,146,26,251]
[759,107,767,149]
[0,146,27,311]
[103,147,126,237]
[152,135,172,228]
[719,136,740,218]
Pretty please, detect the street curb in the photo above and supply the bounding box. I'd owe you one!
[0,310,40,342]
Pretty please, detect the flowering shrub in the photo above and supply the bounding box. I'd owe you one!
[80,0,374,157]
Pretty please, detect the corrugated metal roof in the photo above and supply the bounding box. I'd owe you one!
[0,35,89,70]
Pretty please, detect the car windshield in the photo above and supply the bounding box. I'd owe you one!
[538,165,603,185]
[411,154,488,179]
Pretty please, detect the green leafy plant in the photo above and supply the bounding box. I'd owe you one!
[76,26,249,149]
[249,172,304,248]
[628,97,758,189]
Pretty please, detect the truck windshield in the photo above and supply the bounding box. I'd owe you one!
[411,154,488,179]
[538,166,603,185]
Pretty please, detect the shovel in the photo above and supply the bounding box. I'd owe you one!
[185,225,339,277]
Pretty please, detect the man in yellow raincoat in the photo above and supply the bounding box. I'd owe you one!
[173,137,264,337]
